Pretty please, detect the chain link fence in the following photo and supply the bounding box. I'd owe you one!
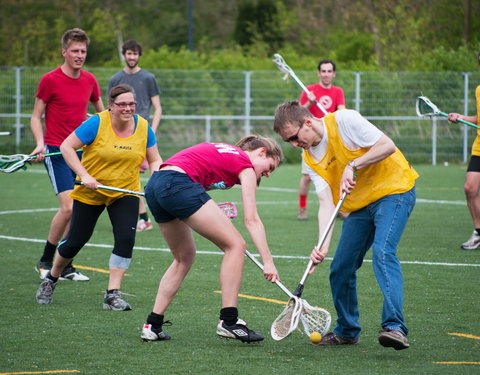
[1,66,479,164]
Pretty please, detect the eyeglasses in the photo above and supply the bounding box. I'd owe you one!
[283,122,304,142]
[114,102,136,109]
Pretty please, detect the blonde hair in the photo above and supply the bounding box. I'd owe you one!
[273,100,312,134]
[236,135,284,167]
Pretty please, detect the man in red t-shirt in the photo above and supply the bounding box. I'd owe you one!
[297,59,346,220]
[30,28,104,281]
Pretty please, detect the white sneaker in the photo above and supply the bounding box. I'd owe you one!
[141,323,171,341]
[136,219,153,232]
[35,261,52,280]
[460,230,480,250]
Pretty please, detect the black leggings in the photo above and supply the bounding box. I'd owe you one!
[58,195,139,260]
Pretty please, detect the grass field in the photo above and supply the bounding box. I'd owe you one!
[1,163,479,375]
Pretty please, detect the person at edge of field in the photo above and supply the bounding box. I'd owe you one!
[274,100,418,350]
[108,40,162,233]
[30,28,104,282]
[35,84,162,310]
[139,136,283,343]
[448,79,480,250]
[297,59,345,221]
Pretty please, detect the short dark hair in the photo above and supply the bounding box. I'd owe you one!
[122,40,142,56]
[108,84,136,105]
[61,28,89,50]
[317,59,336,72]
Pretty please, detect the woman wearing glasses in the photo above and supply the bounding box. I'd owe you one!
[36,84,162,310]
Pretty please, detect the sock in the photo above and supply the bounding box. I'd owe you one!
[40,241,57,262]
[139,212,149,221]
[46,272,58,283]
[147,312,164,327]
[220,307,238,326]
[475,228,480,236]
[107,289,119,294]
[299,194,307,209]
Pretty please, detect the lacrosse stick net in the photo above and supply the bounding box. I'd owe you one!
[217,202,238,219]
[0,154,31,173]
[299,299,331,337]
[270,295,303,340]
[272,53,328,115]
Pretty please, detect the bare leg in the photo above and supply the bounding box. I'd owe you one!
[464,172,480,228]
[50,253,73,278]
[47,190,73,244]
[108,268,127,290]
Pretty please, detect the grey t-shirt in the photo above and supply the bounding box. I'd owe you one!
[108,69,160,120]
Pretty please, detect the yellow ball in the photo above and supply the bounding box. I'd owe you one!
[310,331,322,344]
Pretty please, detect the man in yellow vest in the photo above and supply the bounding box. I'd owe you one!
[273,101,418,350]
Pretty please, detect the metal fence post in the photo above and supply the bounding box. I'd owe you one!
[462,72,470,164]
[354,72,361,112]
[14,66,23,152]
[431,117,437,166]
[244,70,251,136]
[205,115,211,142]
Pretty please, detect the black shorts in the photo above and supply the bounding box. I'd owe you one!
[467,155,480,172]
[145,170,211,223]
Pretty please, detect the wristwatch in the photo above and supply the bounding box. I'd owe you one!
[347,160,358,172]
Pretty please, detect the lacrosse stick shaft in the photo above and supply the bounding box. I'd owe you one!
[75,181,145,196]
[293,192,348,297]
[273,54,328,115]
[245,250,294,298]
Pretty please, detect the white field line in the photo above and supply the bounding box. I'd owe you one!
[0,234,479,268]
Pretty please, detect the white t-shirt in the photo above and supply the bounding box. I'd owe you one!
[307,109,384,194]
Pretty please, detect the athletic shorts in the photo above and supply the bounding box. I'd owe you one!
[467,155,480,172]
[145,170,211,223]
[44,145,81,194]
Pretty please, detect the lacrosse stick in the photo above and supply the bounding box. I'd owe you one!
[272,53,328,116]
[217,202,238,219]
[74,181,145,196]
[416,96,479,129]
[292,192,348,299]
[0,131,11,136]
[245,250,331,340]
[0,150,81,174]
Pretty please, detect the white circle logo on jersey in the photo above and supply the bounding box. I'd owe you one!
[319,96,333,111]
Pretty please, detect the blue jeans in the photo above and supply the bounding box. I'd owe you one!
[330,188,416,340]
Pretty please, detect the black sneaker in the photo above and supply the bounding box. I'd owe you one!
[216,318,264,343]
[141,323,172,341]
[35,260,52,280]
[60,266,90,281]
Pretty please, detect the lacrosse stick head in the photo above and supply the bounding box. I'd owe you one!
[270,296,302,340]
[416,96,439,117]
[272,53,291,77]
[299,299,331,337]
[217,202,238,219]
[0,154,30,173]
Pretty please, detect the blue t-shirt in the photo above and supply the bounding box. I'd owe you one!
[75,113,156,147]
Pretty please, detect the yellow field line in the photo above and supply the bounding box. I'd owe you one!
[214,290,287,305]
[434,362,480,365]
[448,332,480,340]
[0,371,80,374]
[72,264,129,276]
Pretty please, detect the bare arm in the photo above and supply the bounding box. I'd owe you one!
[239,168,279,282]
[448,112,478,124]
[146,145,162,175]
[30,98,47,160]
[150,95,162,133]
[340,134,395,196]
[92,99,105,113]
[309,187,337,272]
[60,133,97,189]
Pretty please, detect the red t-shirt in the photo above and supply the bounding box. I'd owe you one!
[299,84,345,118]
[161,143,253,190]
[36,67,102,146]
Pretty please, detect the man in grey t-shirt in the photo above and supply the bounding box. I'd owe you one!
[108,40,162,232]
